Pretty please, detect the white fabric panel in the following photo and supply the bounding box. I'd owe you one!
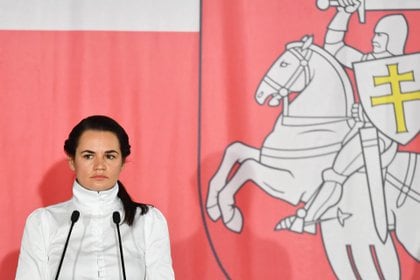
[0,0,199,31]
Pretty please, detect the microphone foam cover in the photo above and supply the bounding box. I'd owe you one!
[71,210,80,223]
[113,211,121,224]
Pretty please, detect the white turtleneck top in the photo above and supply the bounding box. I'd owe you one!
[16,181,175,280]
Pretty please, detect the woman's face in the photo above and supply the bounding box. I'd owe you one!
[68,130,124,191]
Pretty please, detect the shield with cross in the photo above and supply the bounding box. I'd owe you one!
[354,53,420,145]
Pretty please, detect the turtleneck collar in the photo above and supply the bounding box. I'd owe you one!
[72,180,122,215]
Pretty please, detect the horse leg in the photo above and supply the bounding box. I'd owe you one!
[218,159,296,232]
[350,240,399,280]
[207,142,260,221]
[322,173,401,280]
[346,244,381,280]
[325,241,398,280]
[373,240,400,280]
[325,244,358,280]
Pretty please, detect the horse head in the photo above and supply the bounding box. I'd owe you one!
[255,36,314,107]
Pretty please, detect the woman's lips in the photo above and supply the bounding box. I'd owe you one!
[91,175,108,179]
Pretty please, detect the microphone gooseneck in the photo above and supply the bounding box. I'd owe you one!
[55,210,80,280]
[113,211,126,280]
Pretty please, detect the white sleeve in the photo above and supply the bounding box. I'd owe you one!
[144,207,175,280]
[15,209,49,280]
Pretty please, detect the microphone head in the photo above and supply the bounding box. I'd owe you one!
[71,210,80,223]
[113,211,121,224]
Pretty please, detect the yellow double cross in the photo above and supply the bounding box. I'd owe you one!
[371,63,420,133]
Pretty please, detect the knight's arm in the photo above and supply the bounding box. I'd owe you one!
[324,8,364,68]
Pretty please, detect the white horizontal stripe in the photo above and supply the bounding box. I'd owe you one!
[0,0,199,31]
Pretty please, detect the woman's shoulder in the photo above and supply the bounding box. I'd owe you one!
[132,206,171,245]
[25,200,73,224]
[137,205,166,219]
[133,205,169,228]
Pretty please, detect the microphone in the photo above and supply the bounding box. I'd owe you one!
[55,210,80,280]
[113,211,126,280]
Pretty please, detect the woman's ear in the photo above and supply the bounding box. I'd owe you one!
[68,157,76,171]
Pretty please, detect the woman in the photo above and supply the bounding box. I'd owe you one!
[16,115,175,279]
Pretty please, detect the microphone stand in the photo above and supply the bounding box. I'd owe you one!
[113,211,127,280]
[55,210,80,280]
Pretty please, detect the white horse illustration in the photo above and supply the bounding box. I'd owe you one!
[206,36,354,232]
[206,36,420,279]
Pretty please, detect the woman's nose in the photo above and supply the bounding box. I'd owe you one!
[94,158,106,170]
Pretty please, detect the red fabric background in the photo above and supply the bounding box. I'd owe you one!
[1,1,419,279]
[200,1,420,279]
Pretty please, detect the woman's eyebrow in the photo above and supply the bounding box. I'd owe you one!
[105,150,120,154]
[79,150,119,154]
[80,150,95,154]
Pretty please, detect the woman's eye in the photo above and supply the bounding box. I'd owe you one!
[107,154,116,160]
[83,154,93,159]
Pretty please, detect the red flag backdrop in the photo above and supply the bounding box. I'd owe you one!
[1,0,419,279]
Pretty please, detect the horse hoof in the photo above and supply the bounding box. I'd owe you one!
[225,207,243,233]
[207,204,221,221]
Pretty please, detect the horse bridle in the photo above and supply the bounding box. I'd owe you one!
[263,45,313,115]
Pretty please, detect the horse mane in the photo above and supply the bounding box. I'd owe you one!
[286,36,354,117]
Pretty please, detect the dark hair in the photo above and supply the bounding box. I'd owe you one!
[64,115,149,225]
